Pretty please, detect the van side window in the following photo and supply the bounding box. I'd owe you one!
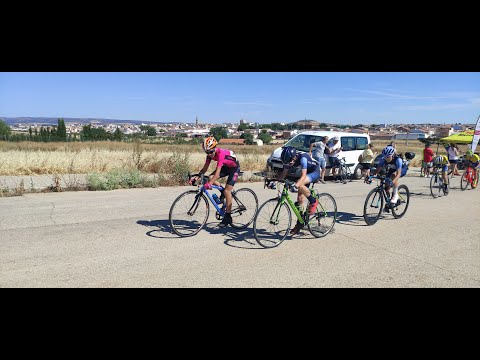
[290,135,306,149]
[341,137,356,151]
[356,137,368,150]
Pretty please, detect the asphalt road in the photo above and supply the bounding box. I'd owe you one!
[1,175,479,288]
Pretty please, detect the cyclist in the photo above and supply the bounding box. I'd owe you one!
[372,146,407,212]
[433,154,450,194]
[275,146,320,235]
[191,136,240,228]
[464,149,480,184]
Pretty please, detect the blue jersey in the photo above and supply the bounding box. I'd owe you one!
[377,155,403,172]
[284,153,319,173]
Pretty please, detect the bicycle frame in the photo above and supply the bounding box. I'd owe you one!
[188,173,246,218]
[202,185,226,215]
[465,165,476,184]
[368,175,396,207]
[268,180,322,226]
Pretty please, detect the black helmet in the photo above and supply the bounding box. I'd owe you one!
[281,146,297,164]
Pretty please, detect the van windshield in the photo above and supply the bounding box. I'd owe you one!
[284,134,326,152]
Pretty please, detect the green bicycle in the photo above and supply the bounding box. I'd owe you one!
[253,178,337,248]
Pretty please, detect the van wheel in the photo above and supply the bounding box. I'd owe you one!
[353,164,363,180]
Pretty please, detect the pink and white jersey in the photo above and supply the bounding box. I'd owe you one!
[205,148,238,168]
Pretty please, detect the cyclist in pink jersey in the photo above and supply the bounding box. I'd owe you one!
[191,136,241,228]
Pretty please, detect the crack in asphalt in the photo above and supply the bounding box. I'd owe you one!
[49,202,58,225]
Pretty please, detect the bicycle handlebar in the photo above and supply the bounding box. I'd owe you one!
[264,178,296,190]
[366,174,393,185]
[188,172,207,186]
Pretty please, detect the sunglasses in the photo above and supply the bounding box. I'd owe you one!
[205,149,215,155]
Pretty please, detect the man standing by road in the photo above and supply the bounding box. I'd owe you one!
[328,136,343,183]
[309,135,329,184]
[423,143,434,178]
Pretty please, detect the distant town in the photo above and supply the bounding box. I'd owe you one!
[0,116,476,145]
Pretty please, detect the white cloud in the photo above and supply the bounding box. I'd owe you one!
[401,103,474,111]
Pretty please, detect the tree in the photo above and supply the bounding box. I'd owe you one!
[237,123,248,132]
[0,119,11,138]
[240,132,254,145]
[114,127,123,141]
[210,127,228,141]
[146,127,157,137]
[81,124,93,141]
[57,118,67,141]
[258,131,272,145]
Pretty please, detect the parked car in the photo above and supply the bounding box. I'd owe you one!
[266,131,371,180]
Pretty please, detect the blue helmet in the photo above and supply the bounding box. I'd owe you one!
[281,146,297,164]
[382,146,395,157]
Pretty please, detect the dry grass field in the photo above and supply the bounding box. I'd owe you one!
[0,139,471,176]
[0,141,278,176]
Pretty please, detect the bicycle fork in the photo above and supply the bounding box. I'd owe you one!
[187,193,202,216]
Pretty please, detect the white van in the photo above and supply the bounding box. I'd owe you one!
[266,131,370,180]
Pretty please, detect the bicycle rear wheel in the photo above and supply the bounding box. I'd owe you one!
[230,188,258,229]
[253,198,292,248]
[169,190,210,237]
[340,165,349,183]
[391,185,410,219]
[430,174,443,198]
[363,187,383,225]
[308,193,337,238]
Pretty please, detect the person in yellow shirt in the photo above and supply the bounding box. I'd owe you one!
[359,143,376,180]
[464,150,480,185]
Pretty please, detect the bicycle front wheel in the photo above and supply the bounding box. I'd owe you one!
[363,187,384,225]
[308,193,337,238]
[460,171,469,190]
[391,185,410,219]
[169,190,209,237]
[473,171,479,189]
[253,198,292,248]
[430,174,443,198]
[230,188,258,229]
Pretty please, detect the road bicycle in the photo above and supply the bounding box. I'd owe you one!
[338,157,353,183]
[169,173,258,237]
[253,178,337,248]
[429,166,449,198]
[363,175,410,225]
[460,165,479,190]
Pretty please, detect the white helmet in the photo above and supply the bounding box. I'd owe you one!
[433,155,447,166]
[332,136,339,141]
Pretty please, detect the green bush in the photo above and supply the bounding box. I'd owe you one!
[86,169,149,191]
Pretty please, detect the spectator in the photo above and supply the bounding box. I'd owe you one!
[359,143,376,179]
[389,141,397,153]
[445,143,461,177]
[423,143,434,177]
[420,148,425,177]
[309,136,329,184]
[328,136,343,183]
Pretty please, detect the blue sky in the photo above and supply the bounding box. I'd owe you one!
[1,72,479,124]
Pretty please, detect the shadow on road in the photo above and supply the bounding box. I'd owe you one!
[136,219,263,249]
[137,219,178,239]
[335,211,368,227]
